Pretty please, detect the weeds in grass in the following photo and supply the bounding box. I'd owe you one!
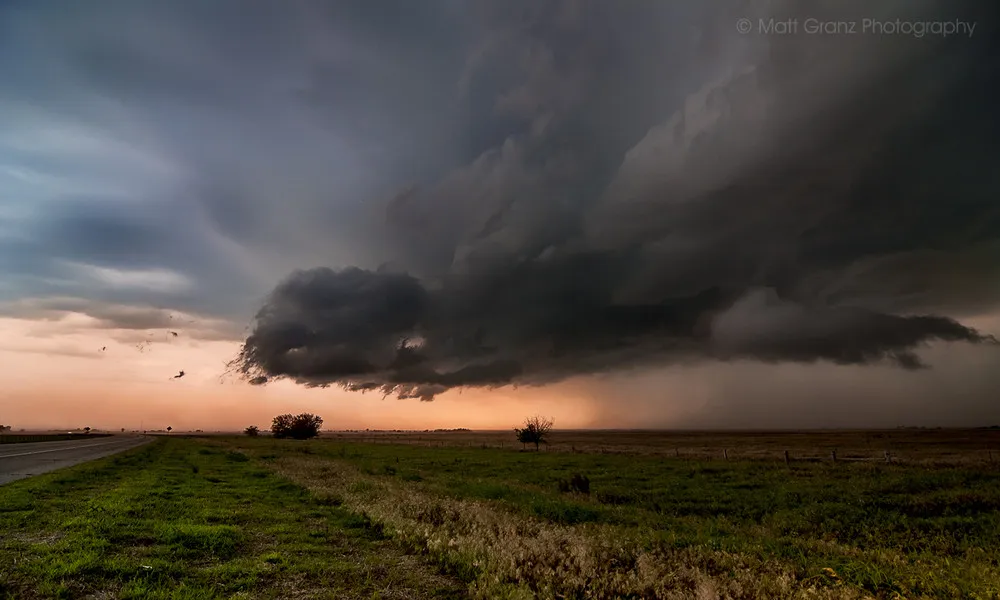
[556,473,591,495]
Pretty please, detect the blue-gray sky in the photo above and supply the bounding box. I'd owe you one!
[2,0,999,427]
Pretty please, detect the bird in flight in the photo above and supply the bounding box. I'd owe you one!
[173,370,186,379]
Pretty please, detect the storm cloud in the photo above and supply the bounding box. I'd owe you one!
[2,0,997,407]
[227,0,1000,400]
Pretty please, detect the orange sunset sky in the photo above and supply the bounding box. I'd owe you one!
[0,313,607,432]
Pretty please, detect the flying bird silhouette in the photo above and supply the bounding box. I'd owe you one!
[170,331,178,337]
[173,370,185,379]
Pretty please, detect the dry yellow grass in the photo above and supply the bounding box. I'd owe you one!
[247,451,878,600]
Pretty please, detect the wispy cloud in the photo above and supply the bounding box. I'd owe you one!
[63,262,193,294]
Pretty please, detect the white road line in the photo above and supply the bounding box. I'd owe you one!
[0,439,140,459]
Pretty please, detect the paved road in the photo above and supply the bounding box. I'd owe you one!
[0,436,152,486]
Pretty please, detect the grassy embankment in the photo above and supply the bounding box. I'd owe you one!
[0,438,464,599]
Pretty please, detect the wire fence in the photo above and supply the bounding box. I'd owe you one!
[319,432,1000,467]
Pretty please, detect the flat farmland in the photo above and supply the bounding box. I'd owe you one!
[2,430,999,599]
[326,428,1000,465]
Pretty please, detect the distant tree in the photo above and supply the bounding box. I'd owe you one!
[84,427,91,434]
[0,424,10,433]
[244,425,260,437]
[514,416,554,451]
[121,428,125,433]
[166,426,173,433]
[271,413,323,440]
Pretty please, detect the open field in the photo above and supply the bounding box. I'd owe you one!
[325,428,1000,465]
[3,431,1000,599]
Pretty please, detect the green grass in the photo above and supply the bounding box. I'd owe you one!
[228,437,1000,599]
[5,435,999,599]
[0,438,464,599]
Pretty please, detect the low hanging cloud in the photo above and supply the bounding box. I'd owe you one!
[230,0,1000,399]
[710,289,997,369]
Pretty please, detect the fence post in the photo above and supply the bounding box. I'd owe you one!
[831,449,837,463]
[723,449,729,461]
[675,447,680,458]
[884,450,891,464]
[784,450,790,465]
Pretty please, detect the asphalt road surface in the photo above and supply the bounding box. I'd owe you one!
[0,436,152,486]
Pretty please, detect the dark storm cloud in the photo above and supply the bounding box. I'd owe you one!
[232,0,1000,399]
[1,0,997,404]
[711,289,997,369]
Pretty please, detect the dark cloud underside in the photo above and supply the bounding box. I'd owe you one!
[230,0,1000,399]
